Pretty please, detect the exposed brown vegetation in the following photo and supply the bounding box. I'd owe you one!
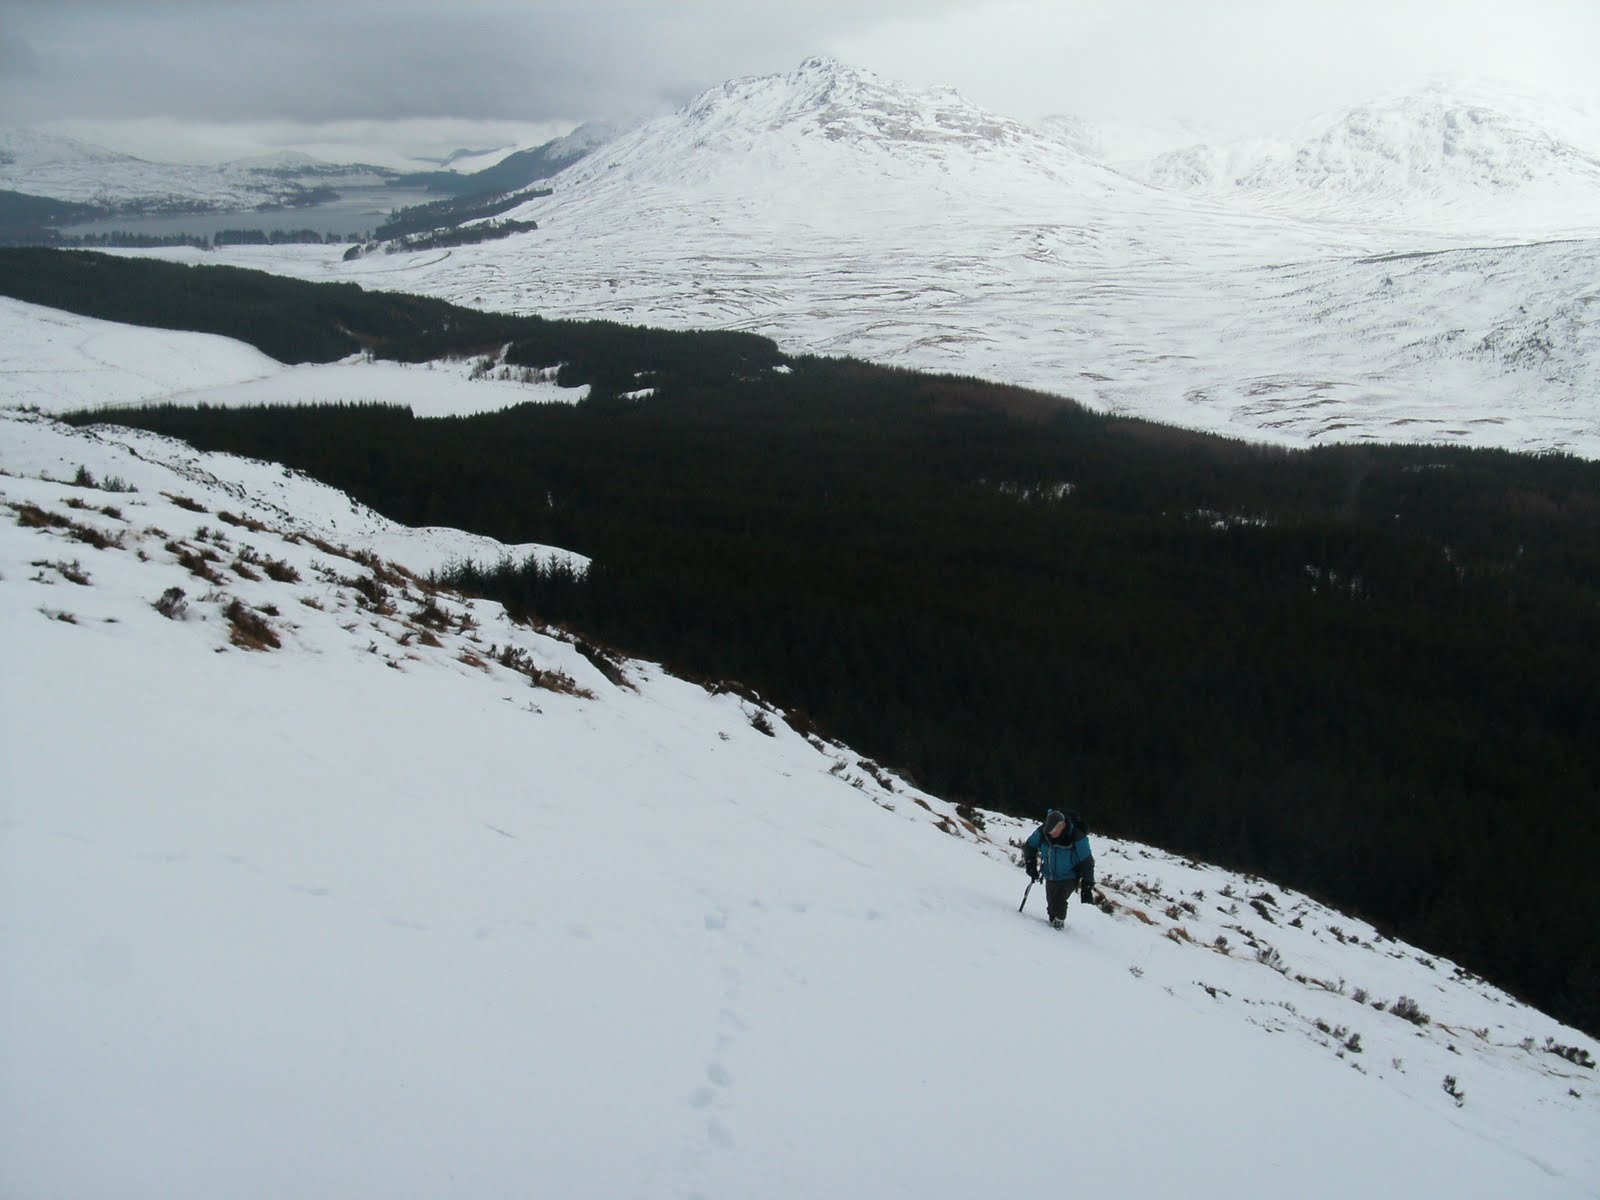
[217,510,269,533]
[224,598,281,651]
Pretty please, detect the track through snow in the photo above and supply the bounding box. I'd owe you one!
[2,410,1596,1198]
[103,60,1600,458]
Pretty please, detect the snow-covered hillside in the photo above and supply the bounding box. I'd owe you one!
[0,297,590,416]
[1134,80,1600,240]
[2,408,1596,1197]
[0,130,389,211]
[117,59,1600,458]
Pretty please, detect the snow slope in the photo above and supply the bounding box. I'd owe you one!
[0,297,590,416]
[116,60,1600,459]
[2,409,1596,1198]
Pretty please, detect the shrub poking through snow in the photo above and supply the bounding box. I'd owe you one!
[172,544,225,585]
[342,571,391,612]
[15,503,69,531]
[1544,1039,1596,1069]
[1392,996,1431,1026]
[224,598,280,651]
[264,558,301,584]
[33,559,90,585]
[162,492,208,514]
[154,586,189,619]
[574,638,631,689]
[217,510,269,533]
[413,595,451,630]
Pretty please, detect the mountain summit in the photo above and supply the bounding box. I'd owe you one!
[678,55,1032,152]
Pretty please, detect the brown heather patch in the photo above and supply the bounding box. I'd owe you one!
[15,502,70,531]
[217,510,269,533]
[224,598,281,651]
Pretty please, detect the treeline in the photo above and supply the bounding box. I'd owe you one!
[0,189,105,246]
[358,218,539,256]
[85,362,1600,1037]
[0,248,781,391]
[7,229,367,251]
[374,189,549,241]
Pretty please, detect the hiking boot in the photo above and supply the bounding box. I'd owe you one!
[1050,917,1065,930]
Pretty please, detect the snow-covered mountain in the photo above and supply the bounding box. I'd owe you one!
[145,58,1600,458]
[2,407,1595,1196]
[0,130,391,212]
[1133,80,1600,239]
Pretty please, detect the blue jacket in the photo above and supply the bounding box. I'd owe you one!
[1024,825,1092,882]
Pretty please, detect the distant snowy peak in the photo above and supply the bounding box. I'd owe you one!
[544,120,626,163]
[0,129,143,172]
[0,129,393,208]
[1136,79,1600,235]
[521,57,1127,211]
[679,56,1040,153]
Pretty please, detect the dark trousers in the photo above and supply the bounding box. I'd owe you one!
[1045,879,1073,922]
[1045,863,1095,922]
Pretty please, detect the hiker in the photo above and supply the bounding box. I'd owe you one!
[1022,808,1095,929]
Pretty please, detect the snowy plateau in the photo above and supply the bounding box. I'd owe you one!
[2,409,1597,1197]
[69,58,1600,459]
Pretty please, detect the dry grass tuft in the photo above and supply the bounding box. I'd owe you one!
[224,598,281,651]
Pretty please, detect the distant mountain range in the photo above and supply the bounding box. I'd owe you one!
[284,57,1596,457]
[6,59,1599,457]
[0,129,392,212]
[0,123,615,223]
[1126,78,1600,238]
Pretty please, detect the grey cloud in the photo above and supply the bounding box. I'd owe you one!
[0,1,972,125]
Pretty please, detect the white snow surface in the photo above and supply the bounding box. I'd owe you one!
[103,60,1600,458]
[0,298,590,417]
[2,409,1596,1198]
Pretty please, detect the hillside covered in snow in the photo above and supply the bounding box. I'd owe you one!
[62,58,1595,458]
[2,408,1596,1197]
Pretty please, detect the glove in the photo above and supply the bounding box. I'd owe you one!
[1080,883,1094,904]
[1024,859,1039,882]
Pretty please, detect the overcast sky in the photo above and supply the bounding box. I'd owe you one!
[4,0,1598,162]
